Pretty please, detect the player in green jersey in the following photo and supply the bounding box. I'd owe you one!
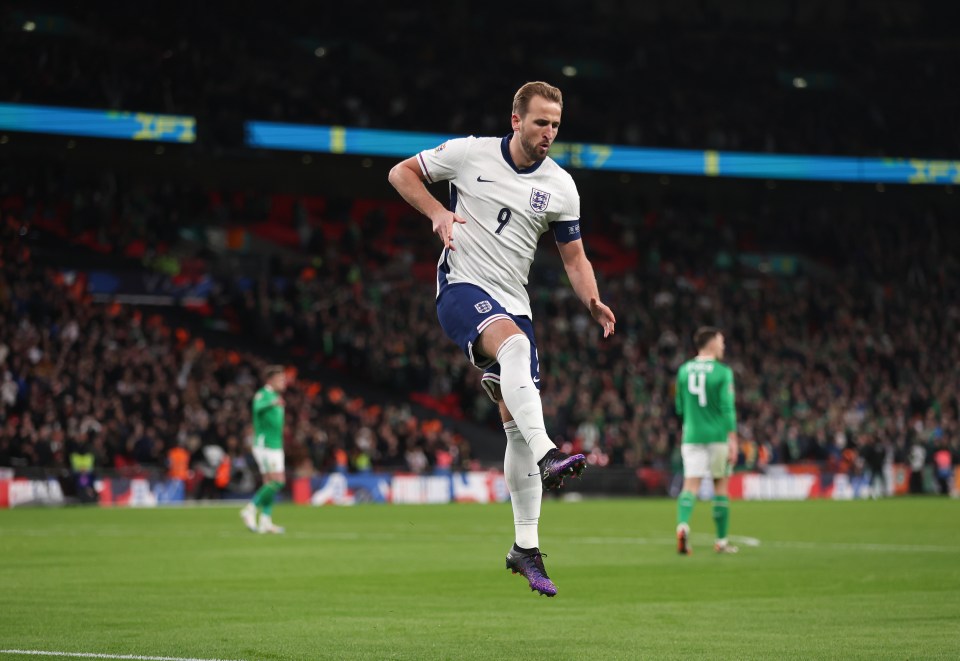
[674,327,739,554]
[241,365,287,534]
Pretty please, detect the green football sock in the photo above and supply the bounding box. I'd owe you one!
[252,480,283,512]
[265,481,285,516]
[712,495,730,539]
[677,490,696,527]
[251,485,268,509]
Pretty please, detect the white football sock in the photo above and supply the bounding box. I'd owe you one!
[503,420,542,550]
[496,334,556,462]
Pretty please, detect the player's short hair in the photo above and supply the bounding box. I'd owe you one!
[264,365,285,381]
[512,81,563,117]
[694,326,722,350]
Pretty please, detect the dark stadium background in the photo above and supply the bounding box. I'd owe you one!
[2,0,958,505]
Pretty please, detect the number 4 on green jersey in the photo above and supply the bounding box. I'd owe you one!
[675,358,736,444]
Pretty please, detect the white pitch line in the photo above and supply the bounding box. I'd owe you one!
[3,527,957,554]
[573,533,958,553]
[0,650,245,661]
[763,539,960,553]
[729,535,762,547]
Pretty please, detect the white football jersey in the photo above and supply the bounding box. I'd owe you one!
[418,135,581,318]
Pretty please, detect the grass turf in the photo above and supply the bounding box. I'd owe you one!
[1,498,958,660]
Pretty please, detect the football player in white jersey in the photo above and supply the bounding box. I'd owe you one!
[389,81,615,596]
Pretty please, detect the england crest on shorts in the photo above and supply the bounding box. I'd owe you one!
[529,188,551,213]
[474,300,493,314]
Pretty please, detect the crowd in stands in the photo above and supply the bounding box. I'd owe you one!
[0,221,470,481]
[3,0,959,157]
[252,196,960,481]
[2,158,958,488]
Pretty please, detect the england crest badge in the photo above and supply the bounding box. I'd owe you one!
[529,188,551,213]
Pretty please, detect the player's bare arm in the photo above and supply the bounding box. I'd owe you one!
[727,431,738,465]
[388,157,467,251]
[556,238,616,337]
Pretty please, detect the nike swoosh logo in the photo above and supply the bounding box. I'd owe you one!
[533,377,540,383]
[477,176,495,183]
[527,472,541,477]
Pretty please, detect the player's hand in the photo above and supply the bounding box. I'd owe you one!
[727,437,739,466]
[589,297,616,338]
[430,211,467,251]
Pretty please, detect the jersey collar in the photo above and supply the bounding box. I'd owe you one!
[501,134,545,175]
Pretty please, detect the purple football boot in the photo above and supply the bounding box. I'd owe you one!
[537,448,586,490]
[506,545,557,597]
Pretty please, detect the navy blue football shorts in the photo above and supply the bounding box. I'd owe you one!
[435,282,540,401]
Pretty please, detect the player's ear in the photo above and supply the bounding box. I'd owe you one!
[511,113,521,131]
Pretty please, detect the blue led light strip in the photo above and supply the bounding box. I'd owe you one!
[246,120,959,185]
[0,103,196,143]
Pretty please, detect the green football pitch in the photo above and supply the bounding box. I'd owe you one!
[1,498,958,660]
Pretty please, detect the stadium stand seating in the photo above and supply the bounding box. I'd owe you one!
[0,218,469,476]
[1,166,956,477]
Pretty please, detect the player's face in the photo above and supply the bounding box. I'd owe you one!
[270,373,288,392]
[714,334,726,360]
[512,96,562,162]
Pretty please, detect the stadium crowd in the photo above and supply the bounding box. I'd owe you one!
[0,222,470,480]
[2,0,958,157]
[2,160,958,490]
[254,197,960,482]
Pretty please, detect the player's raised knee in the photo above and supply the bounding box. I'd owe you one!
[496,333,532,363]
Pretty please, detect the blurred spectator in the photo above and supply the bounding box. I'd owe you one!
[166,440,191,481]
[933,442,955,496]
[69,434,97,503]
[908,441,926,494]
[193,441,228,500]
[861,437,888,499]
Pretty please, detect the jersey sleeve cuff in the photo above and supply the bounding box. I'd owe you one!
[416,152,434,184]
